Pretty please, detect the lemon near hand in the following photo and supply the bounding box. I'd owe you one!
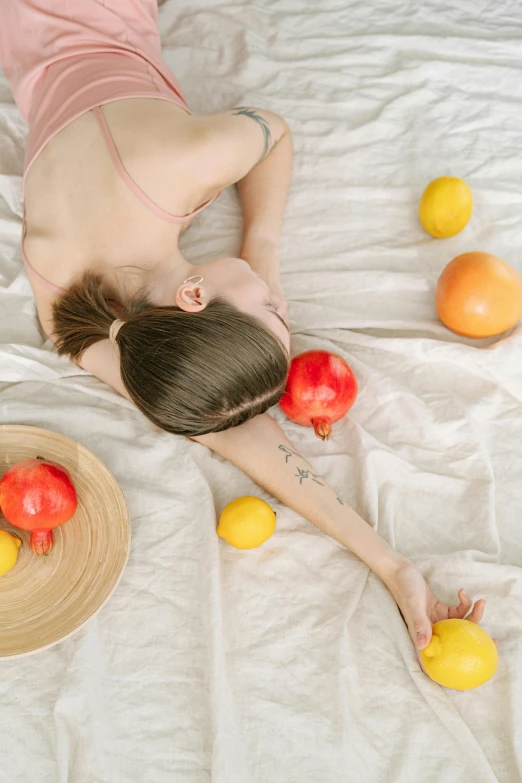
[421,619,498,691]
[217,496,276,550]
[419,176,473,238]
[0,530,22,576]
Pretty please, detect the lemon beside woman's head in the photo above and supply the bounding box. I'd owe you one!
[419,176,473,238]
[217,496,276,550]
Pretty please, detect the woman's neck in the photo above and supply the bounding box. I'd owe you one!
[109,246,197,306]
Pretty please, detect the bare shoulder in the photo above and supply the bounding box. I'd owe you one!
[104,100,291,209]
[189,106,290,190]
[100,100,218,213]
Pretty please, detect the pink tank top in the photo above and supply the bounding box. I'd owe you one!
[22,105,221,294]
[0,0,221,294]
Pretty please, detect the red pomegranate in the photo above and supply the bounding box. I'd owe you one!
[0,457,78,555]
[279,350,358,440]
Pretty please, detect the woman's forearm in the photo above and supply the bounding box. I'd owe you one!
[195,414,409,583]
[238,130,293,291]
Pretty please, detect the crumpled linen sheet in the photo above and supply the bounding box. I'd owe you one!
[1,1,521,781]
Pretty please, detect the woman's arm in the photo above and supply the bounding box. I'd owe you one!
[195,414,487,651]
[194,107,292,294]
[195,413,407,580]
[236,130,292,296]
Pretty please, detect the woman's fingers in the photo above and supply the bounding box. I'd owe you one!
[406,609,433,650]
[446,588,472,619]
[465,597,486,624]
[445,590,485,624]
[433,590,486,625]
[411,621,432,650]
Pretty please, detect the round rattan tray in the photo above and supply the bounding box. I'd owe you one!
[0,425,130,658]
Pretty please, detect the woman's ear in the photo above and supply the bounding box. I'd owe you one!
[175,281,208,312]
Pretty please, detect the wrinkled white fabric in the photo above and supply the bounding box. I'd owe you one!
[1,1,521,781]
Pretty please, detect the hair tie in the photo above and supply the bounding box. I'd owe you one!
[109,319,125,343]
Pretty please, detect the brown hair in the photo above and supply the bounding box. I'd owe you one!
[52,273,289,437]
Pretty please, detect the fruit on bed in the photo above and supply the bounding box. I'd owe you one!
[0,458,78,556]
[0,530,22,577]
[421,619,498,691]
[217,496,276,550]
[436,251,522,338]
[279,350,358,440]
[419,176,473,238]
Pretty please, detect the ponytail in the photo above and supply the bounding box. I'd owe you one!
[52,273,123,359]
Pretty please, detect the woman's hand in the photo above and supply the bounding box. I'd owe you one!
[240,236,285,298]
[385,562,486,650]
[240,237,289,320]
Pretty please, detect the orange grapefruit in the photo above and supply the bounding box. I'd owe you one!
[436,251,522,338]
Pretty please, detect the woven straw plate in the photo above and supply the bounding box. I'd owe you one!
[0,425,130,658]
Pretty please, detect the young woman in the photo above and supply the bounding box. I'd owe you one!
[0,0,487,658]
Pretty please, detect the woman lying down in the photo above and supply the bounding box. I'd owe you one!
[0,0,487,663]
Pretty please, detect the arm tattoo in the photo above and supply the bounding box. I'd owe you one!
[279,445,323,483]
[337,497,344,505]
[279,445,299,463]
[295,467,324,486]
[233,107,272,162]
[278,444,342,495]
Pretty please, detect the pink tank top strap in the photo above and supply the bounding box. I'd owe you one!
[22,217,66,294]
[91,106,221,224]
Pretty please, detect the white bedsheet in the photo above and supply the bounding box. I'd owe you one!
[1,1,521,781]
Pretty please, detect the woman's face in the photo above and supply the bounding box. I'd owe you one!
[198,257,290,352]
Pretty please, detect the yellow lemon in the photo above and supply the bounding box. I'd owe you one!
[419,176,473,238]
[217,496,276,550]
[421,619,498,691]
[0,529,22,576]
